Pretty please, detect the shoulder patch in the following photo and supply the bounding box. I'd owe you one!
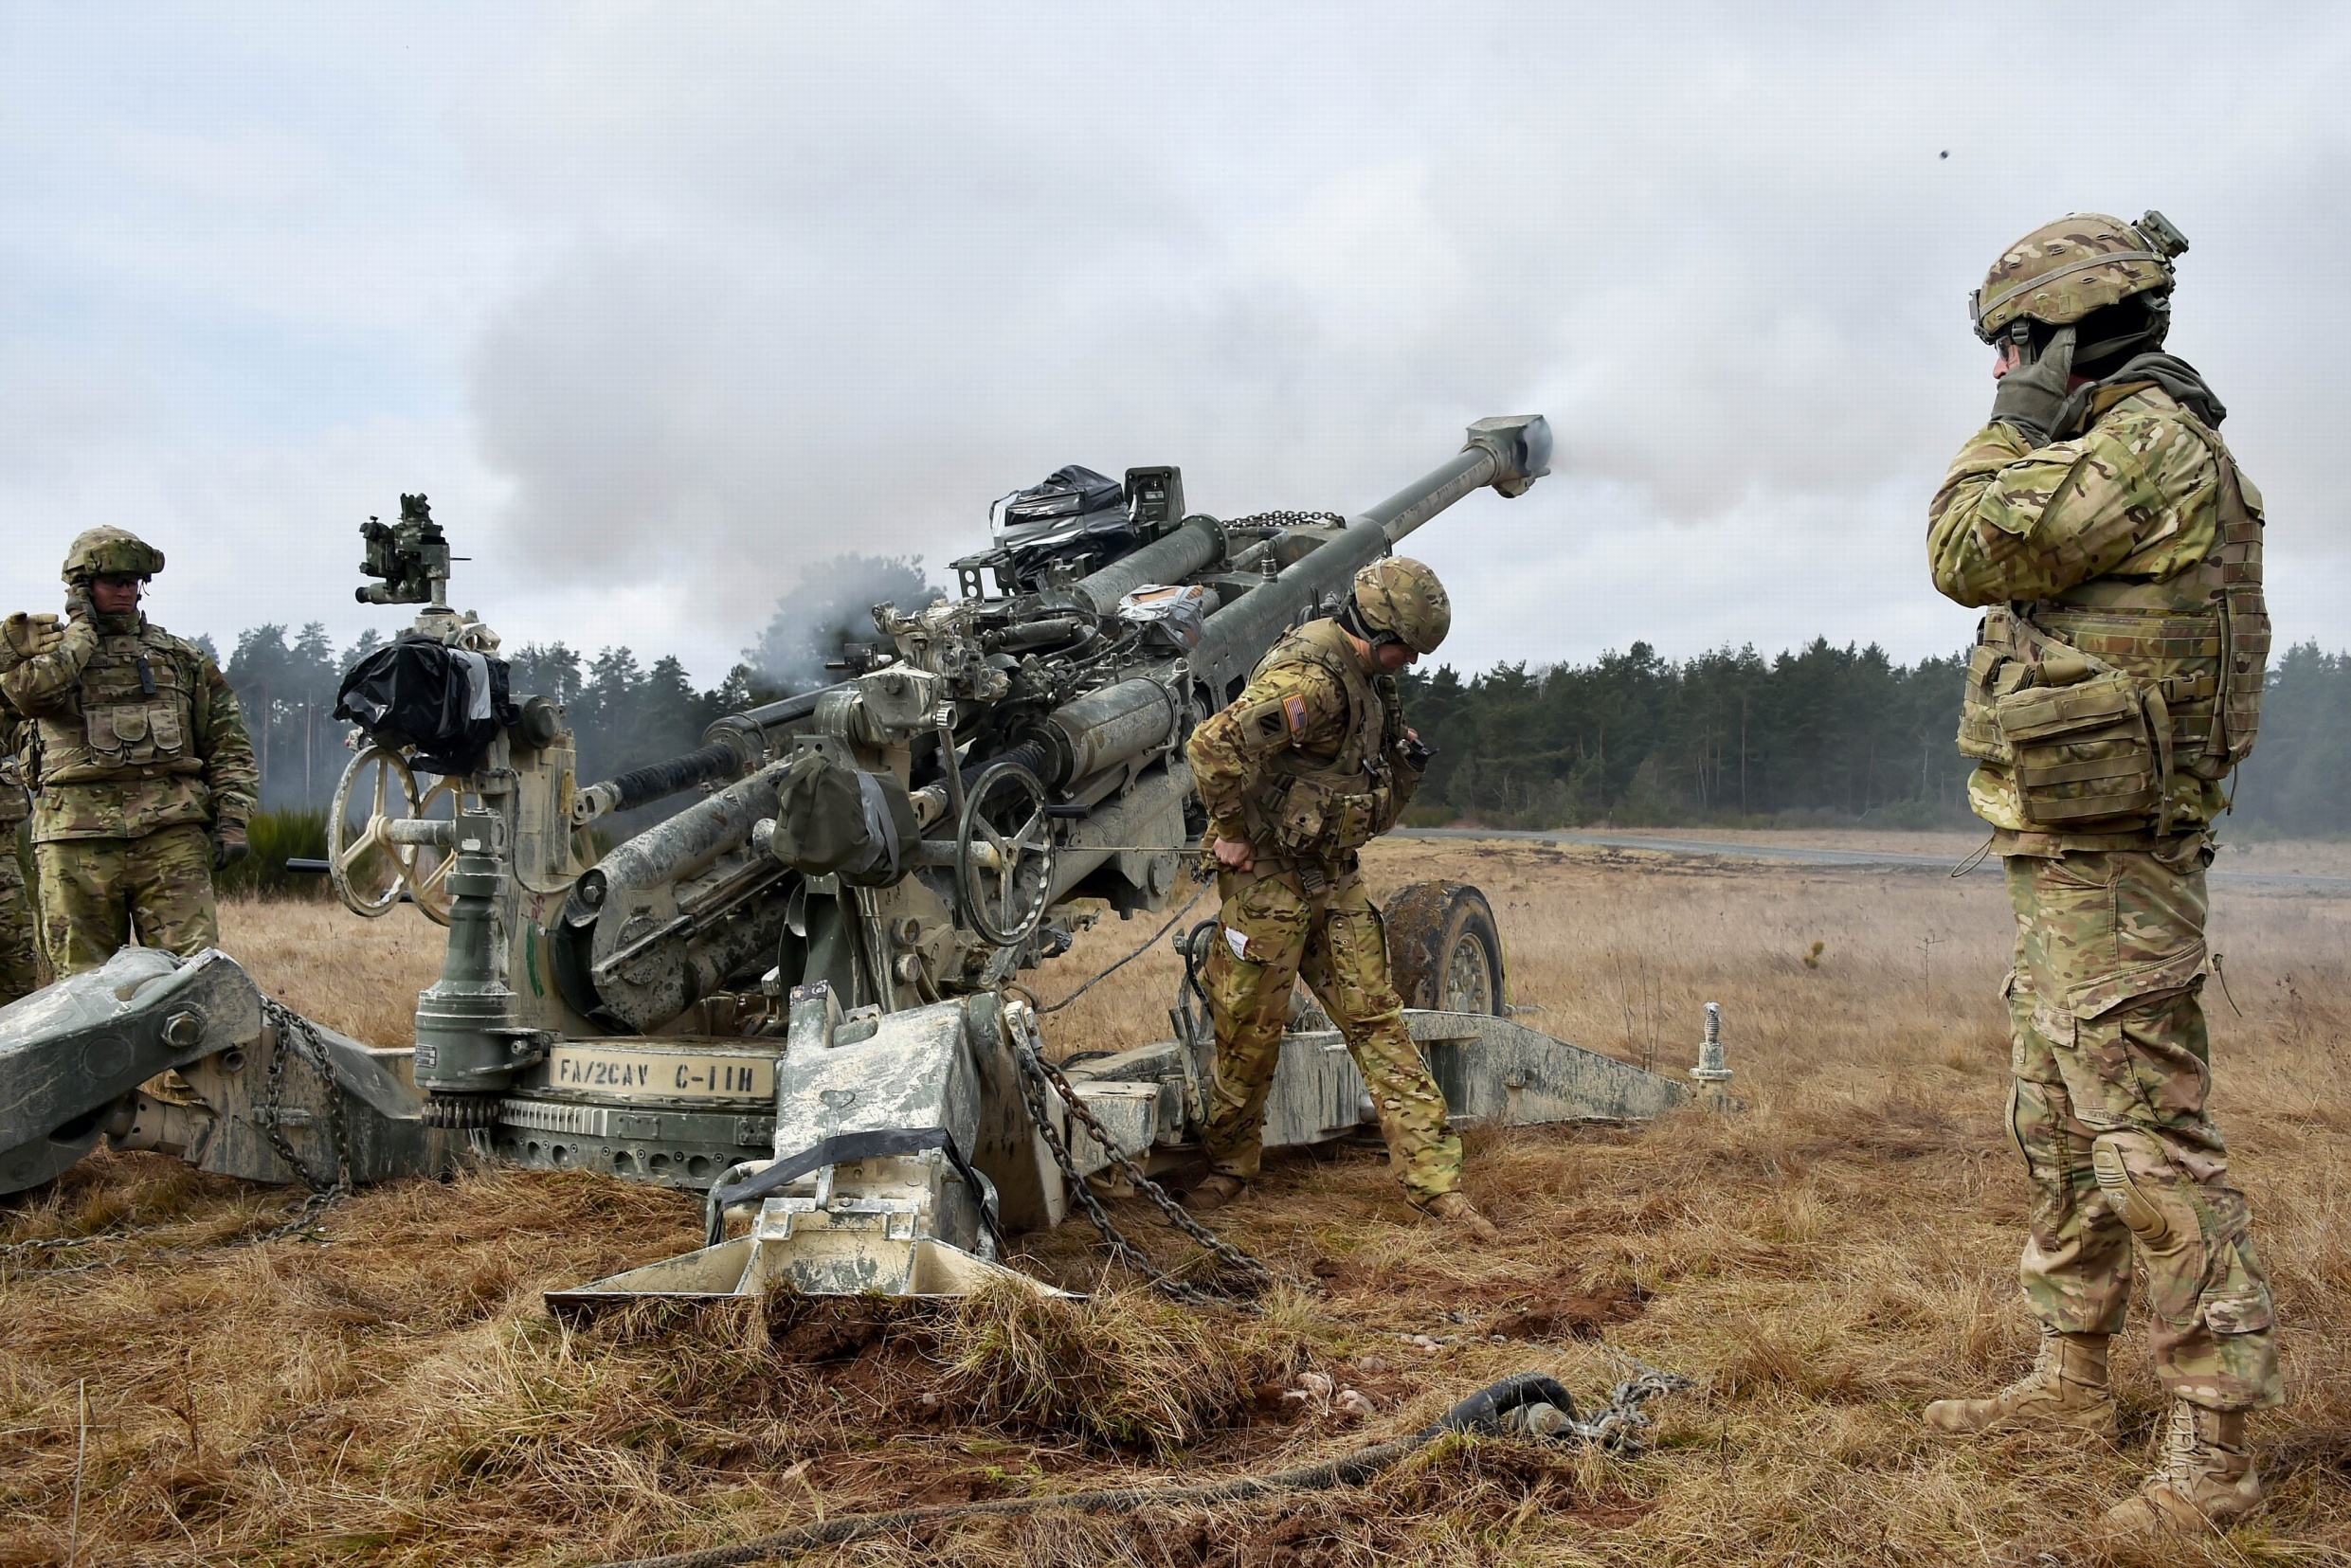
[1282,694,1309,739]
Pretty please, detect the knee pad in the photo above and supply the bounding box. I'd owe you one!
[2090,1130,2191,1253]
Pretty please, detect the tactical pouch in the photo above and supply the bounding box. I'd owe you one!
[1269,777,1383,856]
[1323,788,1383,852]
[1958,641,2024,763]
[1994,671,2161,829]
[1378,753,1423,833]
[84,701,184,766]
[1269,776,1332,855]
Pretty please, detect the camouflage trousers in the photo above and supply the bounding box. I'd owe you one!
[2003,844,2281,1411]
[0,831,38,1005]
[1199,862,1462,1203]
[34,823,221,979]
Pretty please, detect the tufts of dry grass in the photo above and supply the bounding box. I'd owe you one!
[3,841,2350,1564]
[925,1281,1312,1457]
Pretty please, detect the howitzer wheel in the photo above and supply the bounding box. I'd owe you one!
[956,761,1057,949]
[1383,881,1507,1016]
[328,743,470,927]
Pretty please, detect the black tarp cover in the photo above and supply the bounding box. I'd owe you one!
[334,635,517,775]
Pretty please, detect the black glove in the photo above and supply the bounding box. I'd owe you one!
[212,820,250,871]
[1989,325,2077,448]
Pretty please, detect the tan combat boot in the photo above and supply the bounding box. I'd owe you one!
[2101,1399,2261,1536]
[1424,1191,1500,1244]
[1179,1174,1247,1213]
[1923,1331,2117,1438]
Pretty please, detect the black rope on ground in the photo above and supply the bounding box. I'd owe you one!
[588,1373,1581,1568]
[1040,881,1211,1016]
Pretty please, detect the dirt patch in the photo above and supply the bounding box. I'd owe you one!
[762,1293,907,1363]
[1487,1282,1651,1343]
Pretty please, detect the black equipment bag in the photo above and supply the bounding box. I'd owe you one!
[334,635,517,775]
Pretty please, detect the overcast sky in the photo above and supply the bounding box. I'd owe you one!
[4,3,2343,687]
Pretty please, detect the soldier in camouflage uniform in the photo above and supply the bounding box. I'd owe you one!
[1923,211,2278,1536]
[0,709,38,1004]
[1180,557,1498,1243]
[0,531,258,976]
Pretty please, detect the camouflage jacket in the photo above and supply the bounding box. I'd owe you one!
[1186,619,1422,867]
[0,613,259,842]
[0,713,26,828]
[1928,384,2247,838]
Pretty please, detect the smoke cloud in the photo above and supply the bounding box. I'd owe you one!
[744,554,934,695]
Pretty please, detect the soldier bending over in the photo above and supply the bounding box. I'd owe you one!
[1181,556,1497,1243]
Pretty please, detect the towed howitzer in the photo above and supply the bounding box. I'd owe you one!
[0,415,1727,1304]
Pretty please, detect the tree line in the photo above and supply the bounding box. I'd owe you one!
[1398,638,2351,837]
[212,605,2351,838]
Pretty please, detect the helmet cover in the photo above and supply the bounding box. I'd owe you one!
[1351,556,1451,657]
[1972,210,2186,342]
[62,526,166,585]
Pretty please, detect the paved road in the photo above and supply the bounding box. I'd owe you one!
[1399,827,2351,894]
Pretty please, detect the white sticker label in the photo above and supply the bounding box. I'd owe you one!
[1225,926,1251,962]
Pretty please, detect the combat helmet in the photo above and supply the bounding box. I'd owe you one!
[1971,210,2190,344]
[1351,556,1450,657]
[62,527,165,586]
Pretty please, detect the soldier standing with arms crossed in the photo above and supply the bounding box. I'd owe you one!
[1180,556,1498,1243]
[0,530,258,976]
[1923,211,2279,1534]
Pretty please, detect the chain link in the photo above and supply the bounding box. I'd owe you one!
[1221,510,1348,532]
[258,998,355,1202]
[1571,1346,1696,1455]
[0,1230,131,1274]
[1003,1000,1275,1307]
[0,998,359,1279]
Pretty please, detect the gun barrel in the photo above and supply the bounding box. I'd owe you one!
[573,681,849,822]
[1189,415,1550,692]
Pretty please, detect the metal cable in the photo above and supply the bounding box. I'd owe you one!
[1039,881,1210,1016]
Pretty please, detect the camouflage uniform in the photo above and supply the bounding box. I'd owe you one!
[0,716,37,1004]
[1185,614,1457,1203]
[0,533,259,977]
[1929,388,2279,1414]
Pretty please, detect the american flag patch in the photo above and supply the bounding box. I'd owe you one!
[1282,694,1310,738]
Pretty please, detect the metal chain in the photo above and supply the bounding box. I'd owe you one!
[0,998,359,1278]
[1221,509,1347,531]
[1003,1001,1275,1307]
[0,1231,133,1272]
[1572,1346,1696,1455]
[258,999,355,1199]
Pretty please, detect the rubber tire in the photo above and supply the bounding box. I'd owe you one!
[1381,881,1508,1016]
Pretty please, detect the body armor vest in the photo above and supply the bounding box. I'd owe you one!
[33,622,204,788]
[1960,415,2266,836]
[1239,620,1402,864]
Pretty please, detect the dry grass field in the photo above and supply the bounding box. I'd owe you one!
[4,838,2349,1566]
